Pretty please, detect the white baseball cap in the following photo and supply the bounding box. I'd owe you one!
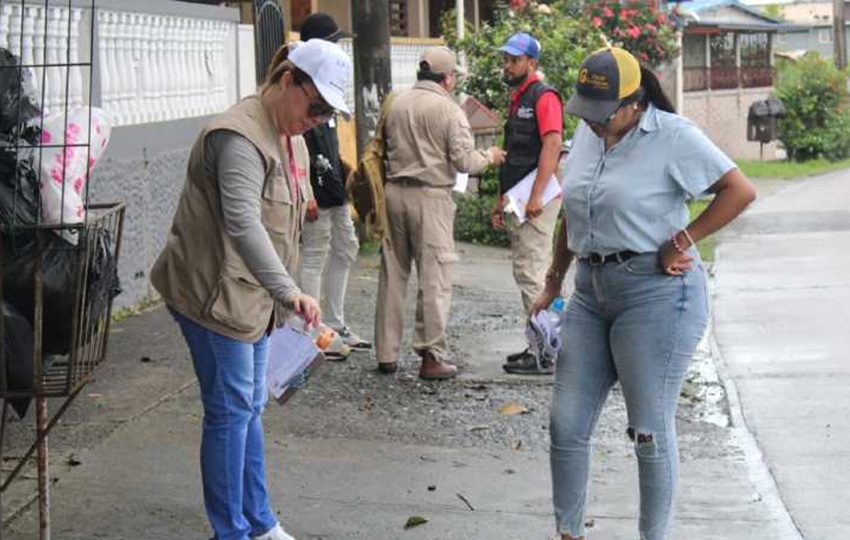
[288,39,352,119]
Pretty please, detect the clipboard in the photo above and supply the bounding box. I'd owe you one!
[266,324,327,405]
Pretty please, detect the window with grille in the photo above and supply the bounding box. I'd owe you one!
[389,0,408,36]
[710,32,737,68]
[709,31,738,90]
[740,32,772,88]
[683,33,708,91]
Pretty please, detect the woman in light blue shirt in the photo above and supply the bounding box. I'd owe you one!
[534,48,756,540]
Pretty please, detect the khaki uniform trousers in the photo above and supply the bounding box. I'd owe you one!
[507,198,561,314]
[375,181,458,365]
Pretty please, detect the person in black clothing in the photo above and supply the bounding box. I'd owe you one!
[295,13,371,351]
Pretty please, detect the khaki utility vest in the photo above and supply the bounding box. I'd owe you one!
[151,95,309,342]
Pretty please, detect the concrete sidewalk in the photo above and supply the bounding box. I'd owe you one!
[2,243,797,539]
[713,171,850,540]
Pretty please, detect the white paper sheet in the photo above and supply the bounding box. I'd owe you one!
[266,324,322,400]
[453,172,469,193]
[502,169,562,224]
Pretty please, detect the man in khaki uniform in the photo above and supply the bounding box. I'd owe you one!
[375,46,505,380]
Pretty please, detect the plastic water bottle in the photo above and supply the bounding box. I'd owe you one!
[548,297,566,331]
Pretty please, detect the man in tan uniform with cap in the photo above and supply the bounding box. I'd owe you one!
[375,46,505,380]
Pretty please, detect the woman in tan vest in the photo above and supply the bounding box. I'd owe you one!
[150,39,351,540]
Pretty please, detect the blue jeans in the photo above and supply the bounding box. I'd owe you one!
[550,254,709,540]
[171,309,278,540]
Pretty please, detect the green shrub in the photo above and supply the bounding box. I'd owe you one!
[454,193,510,247]
[454,170,510,247]
[776,53,850,161]
[442,1,601,135]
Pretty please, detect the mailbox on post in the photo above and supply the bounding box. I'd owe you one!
[747,97,786,159]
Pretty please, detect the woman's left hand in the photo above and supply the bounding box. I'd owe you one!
[658,241,694,276]
[290,294,322,327]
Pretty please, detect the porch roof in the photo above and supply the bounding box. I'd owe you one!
[675,0,786,32]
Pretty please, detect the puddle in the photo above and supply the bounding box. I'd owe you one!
[685,335,730,428]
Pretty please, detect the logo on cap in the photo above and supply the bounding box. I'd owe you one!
[578,68,610,92]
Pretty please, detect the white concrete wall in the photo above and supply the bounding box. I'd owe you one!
[237,23,257,98]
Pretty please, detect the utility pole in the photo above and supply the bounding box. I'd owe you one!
[456,0,467,94]
[352,0,392,158]
[833,0,847,70]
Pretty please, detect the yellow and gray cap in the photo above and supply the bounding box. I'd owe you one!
[564,47,642,124]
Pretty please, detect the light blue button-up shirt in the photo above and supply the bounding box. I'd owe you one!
[561,104,736,257]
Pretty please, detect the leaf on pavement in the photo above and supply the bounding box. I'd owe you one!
[499,401,528,415]
[404,516,428,529]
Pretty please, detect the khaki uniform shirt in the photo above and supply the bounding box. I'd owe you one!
[384,81,490,187]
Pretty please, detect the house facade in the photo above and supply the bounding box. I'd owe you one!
[767,1,850,60]
[677,0,785,159]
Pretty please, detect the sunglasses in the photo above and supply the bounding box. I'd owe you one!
[299,85,336,119]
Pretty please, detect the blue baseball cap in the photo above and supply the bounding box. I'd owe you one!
[499,32,540,59]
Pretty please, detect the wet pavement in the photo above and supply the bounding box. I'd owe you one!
[713,170,850,540]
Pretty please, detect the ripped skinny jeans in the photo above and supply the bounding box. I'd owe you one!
[550,253,708,540]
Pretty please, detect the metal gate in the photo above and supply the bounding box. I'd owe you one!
[254,0,286,85]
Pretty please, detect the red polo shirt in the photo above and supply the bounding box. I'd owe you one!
[509,73,563,138]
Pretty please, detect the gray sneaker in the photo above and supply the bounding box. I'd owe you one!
[502,352,554,375]
[336,327,372,350]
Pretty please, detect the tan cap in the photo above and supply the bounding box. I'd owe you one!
[419,46,466,76]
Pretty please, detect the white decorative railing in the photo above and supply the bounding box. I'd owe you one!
[0,2,237,127]
[1,2,437,127]
[97,10,232,126]
[389,42,428,91]
[337,38,439,113]
[0,3,86,117]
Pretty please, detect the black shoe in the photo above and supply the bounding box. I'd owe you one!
[505,347,530,364]
[502,352,554,375]
[377,362,398,374]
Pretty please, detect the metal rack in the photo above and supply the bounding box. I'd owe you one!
[0,1,126,538]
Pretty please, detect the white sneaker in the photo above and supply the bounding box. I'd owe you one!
[251,524,296,540]
[335,326,372,350]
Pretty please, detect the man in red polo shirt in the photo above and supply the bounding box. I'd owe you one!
[491,32,564,375]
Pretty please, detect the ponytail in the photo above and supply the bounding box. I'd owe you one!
[261,46,311,95]
[638,66,676,114]
[266,44,291,81]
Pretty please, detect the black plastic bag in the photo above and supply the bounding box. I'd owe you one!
[2,226,121,357]
[2,300,34,418]
[0,139,40,231]
[0,48,41,142]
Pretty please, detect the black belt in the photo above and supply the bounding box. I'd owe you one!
[578,250,640,266]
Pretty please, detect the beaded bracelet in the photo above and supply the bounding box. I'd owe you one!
[681,228,696,250]
[671,229,696,254]
[671,233,685,254]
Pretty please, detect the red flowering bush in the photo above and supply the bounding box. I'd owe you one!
[586,1,678,66]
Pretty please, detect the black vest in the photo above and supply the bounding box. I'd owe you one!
[499,81,560,194]
[304,120,345,208]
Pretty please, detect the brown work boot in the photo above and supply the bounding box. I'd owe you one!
[418,351,458,380]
